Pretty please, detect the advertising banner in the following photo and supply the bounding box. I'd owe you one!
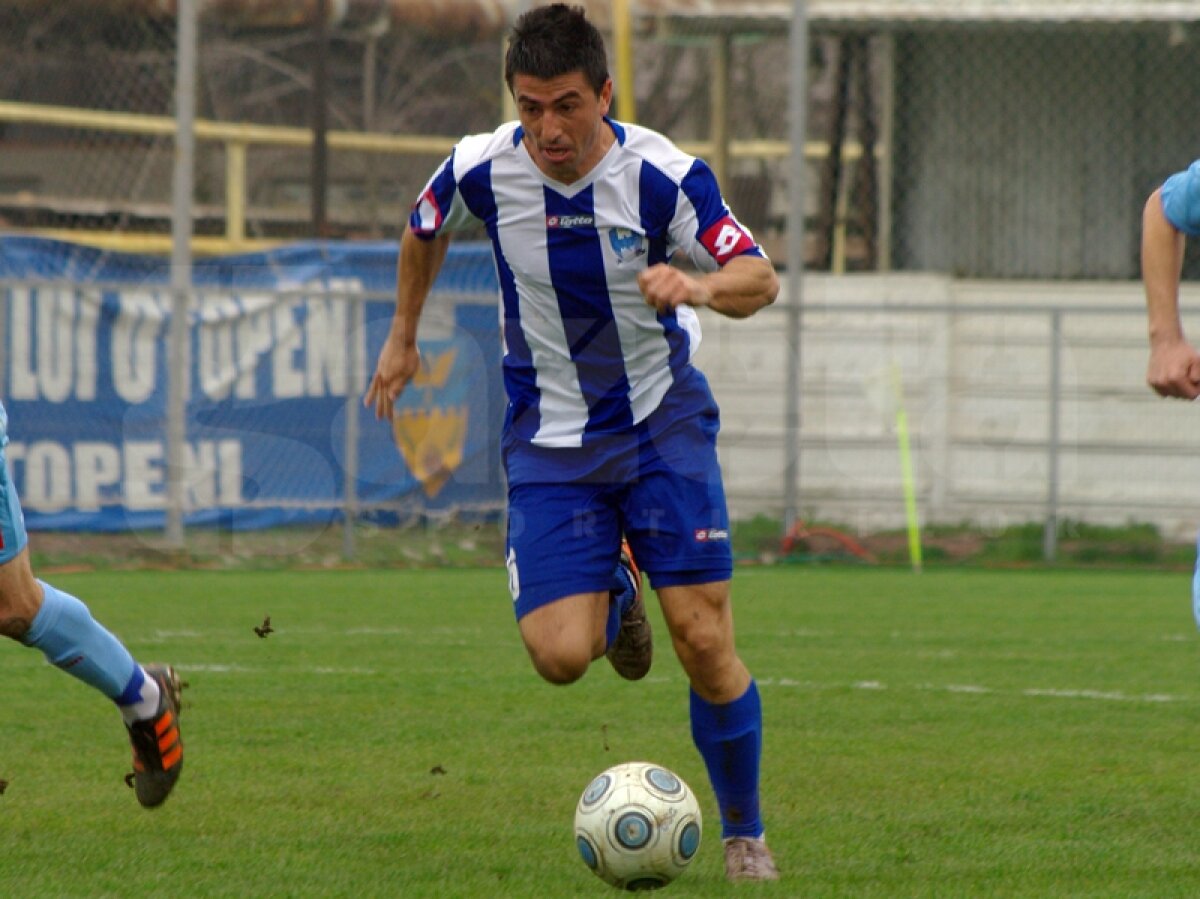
[0,237,504,531]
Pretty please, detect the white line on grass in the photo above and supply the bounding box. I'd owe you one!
[138,629,206,643]
[155,668,1188,702]
[178,663,378,675]
[1021,687,1177,703]
[940,684,992,694]
[756,677,1188,704]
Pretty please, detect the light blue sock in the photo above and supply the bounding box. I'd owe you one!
[21,581,141,703]
[1192,530,1200,631]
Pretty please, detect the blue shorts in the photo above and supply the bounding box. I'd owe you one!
[0,403,29,564]
[503,371,733,619]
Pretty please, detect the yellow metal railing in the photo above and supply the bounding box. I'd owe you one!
[0,99,873,264]
[0,99,457,255]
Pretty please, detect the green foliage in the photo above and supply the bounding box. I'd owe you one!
[4,568,1200,896]
[977,520,1185,568]
[24,516,1197,573]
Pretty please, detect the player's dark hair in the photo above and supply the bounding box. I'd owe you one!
[504,4,609,96]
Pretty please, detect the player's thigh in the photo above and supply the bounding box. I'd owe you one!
[656,579,749,702]
[506,481,623,621]
[0,408,28,567]
[0,548,42,637]
[0,414,38,635]
[517,589,610,665]
[656,579,735,659]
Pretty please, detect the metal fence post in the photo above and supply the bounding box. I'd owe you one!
[0,285,7,401]
[167,0,197,548]
[1044,309,1063,562]
[342,294,363,560]
[782,0,809,536]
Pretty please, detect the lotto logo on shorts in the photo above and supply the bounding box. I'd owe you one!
[694,528,729,543]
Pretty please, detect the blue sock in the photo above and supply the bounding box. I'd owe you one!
[604,563,638,651]
[21,581,141,703]
[690,680,764,839]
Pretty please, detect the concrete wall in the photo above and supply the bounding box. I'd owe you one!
[694,273,1200,540]
[892,29,1200,279]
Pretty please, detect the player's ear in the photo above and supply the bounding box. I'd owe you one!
[597,77,613,115]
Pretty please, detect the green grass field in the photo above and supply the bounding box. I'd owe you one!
[4,566,1200,897]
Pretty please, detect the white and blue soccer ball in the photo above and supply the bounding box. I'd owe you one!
[574,761,703,890]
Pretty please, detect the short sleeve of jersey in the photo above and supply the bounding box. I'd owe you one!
[1161,160,1200,237]
[669,158,765,272]
[409,134,494,239]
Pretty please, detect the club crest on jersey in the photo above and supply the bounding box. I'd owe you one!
[546,214,594,229]
[608,228,647,265]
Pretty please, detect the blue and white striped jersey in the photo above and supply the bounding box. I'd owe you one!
[410,118,765,449]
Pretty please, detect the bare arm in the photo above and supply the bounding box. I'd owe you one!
[1142,188,1200,399]
[364,227,451,420]
[637,255,779,320]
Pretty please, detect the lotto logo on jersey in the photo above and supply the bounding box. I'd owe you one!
[546,214,594,229]
[699,215,755,264]
[694,528,729,543]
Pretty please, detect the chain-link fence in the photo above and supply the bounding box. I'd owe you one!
[5,5,1199,276]
[2,1,1199,559]
[0,1,505,244]
[0,4,176,235]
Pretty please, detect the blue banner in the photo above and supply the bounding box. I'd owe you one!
[0,237,504,531]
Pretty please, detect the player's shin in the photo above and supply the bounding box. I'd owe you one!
[689,679,765,838]
[21,580,145,703]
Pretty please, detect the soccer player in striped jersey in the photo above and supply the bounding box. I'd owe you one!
[366,4,779,880]
[0,400,184,808]
[1143,160,1200,633]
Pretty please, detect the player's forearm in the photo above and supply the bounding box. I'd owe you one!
[699,256,780,319]
[390,228,450,347]
[1142,188,1188,347]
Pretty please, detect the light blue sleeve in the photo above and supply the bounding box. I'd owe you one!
[1160,159,1200,236]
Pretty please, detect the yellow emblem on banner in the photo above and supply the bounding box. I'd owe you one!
[391,348,469,498]
[408,347,456,389]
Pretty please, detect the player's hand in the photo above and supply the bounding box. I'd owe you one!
[637,264,711,314]
[364,335,421,422]
[1146,337,1200,399]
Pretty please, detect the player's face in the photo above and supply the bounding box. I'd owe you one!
[513,70,614,184]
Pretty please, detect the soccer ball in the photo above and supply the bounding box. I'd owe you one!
[574,761,703,890]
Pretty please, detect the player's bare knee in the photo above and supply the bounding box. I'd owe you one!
[533,657,589,685]
[0,559,44,641]
[673,627,743,695]
[673,620,731,668]
[528,645,591,685]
